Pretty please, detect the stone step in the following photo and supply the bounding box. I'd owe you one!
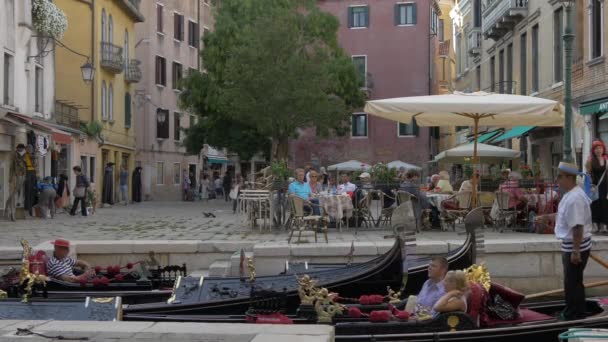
[208,260,231,277]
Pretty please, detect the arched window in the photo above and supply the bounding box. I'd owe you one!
[108,15,114,44]
[101,81,107,120]
[101,9,106,42]
[124,30,129,69]
[108,83,114,121]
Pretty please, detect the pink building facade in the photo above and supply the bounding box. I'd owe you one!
[291,0,439,169]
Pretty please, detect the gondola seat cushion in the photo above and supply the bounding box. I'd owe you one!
[370,311,391,322]
[485,308,553,327]
[467,282,489,327]
[489,283,525,308]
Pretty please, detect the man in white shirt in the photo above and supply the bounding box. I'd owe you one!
[337,173,356,195]
[548,161,593,320]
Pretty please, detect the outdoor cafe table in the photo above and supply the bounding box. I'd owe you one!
[426,193,452,208]
[317,194,353,221]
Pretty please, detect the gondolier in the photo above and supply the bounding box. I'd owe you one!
[555,161,593,320]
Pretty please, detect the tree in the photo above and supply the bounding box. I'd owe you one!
[180,0,365,161]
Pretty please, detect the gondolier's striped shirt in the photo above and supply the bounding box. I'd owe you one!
[46,255,76,279]
[554,186,593,253]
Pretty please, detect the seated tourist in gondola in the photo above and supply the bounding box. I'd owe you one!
[46,239,94,282]
[414,256,448,316]
[433,270,469,316]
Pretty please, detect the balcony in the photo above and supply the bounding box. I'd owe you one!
[100,42,124,74]
[468,28,482,57]
[54,101,80,129]
[482,0,528,41]
[439,40,451,58]
[124,59,142,83]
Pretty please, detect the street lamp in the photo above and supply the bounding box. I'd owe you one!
[80,60,95,84]
[562,0,575,162]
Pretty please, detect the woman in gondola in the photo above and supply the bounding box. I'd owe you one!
[585,139,608,234]
[433,270,468,316]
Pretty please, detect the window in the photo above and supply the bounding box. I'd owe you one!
[80,156,88,177]
[438,19,444,41]
[352,56,366,88]
[174,12,184,41]
[506,44,513,94]
[101,81,107,120]
[520,33,527,95]
[35,66,43,113]
[554,8,563,83]
[395,3,416,26]
[124,30,129,70]
[456,34,462,74]
[108,15,113,44]
[188,20,199,47]
[173,163,181,185]
[348,6,369,28]
[101,9,106,42]
[172,62,183,90]
[89,156,96,181]
[474,0,481,28]
[108,84,113,121]
[590,0,603,59]
[125,92,131,128]
[155,56,166,86]
[174,112,181,141]
[351,113,368,138]
[398,120,418,137]
[476,65,481,91]
[531,24,539,92]
[156,108,169,139]
[490,56,495,92]
[498,49,505,93]
[157,162,164,185]
[430,9,438,34]
[157,3,164,33]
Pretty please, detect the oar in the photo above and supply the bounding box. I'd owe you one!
[590,253,608,270]
[525,280,608,300]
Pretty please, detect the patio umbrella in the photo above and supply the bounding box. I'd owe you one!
[387,160,421,170]
[433,143,520,163]
[364,92,565,206]
[327,160,371,172]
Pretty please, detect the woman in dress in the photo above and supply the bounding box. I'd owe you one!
[55,174,70,211]
[586,139,608,234]
[308,170,322,194]
[200,174,209,201]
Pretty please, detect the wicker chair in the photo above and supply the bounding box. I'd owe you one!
[440,191,472,231]
[494,191,518,233]
[287,196,328,244]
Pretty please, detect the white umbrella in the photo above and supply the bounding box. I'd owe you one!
[432,143,521,163]
[364,92,564,206]
[327,160,371,171]
[387,160,421,170]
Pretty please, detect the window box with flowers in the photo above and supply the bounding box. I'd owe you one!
[32,0,68,39]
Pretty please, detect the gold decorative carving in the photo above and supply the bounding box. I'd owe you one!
[19,240,48,303]
[247,257,256,282]
[464,264,491,291]
[297,275,319,305]
[92,297,114,304]
[386,286,401,304]
[0,290,7,299]
[447,315,460,331]
[314,288,344,323]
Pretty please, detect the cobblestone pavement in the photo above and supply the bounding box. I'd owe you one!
[0,200,579,248]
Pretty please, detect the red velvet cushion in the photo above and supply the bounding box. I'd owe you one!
[489,283,525,309]
[467,282,489,327]
[485,308,553,327]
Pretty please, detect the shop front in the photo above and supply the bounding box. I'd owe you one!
[581,97,608,143]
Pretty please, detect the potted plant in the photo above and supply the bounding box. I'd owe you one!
[270,160,291,190]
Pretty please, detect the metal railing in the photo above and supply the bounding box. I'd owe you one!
[100,42,124,73]
[54,101,80,129]
[124,59,142,83]
[482,0,528,40]
[467,28,482,56]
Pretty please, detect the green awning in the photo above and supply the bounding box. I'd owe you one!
[492,126,535,143]
[208,158,228,164]
[600,113,608,120]
[580,98,608,115]
[470,131,501,144]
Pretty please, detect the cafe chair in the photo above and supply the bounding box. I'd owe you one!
[440,191,472,232]
[494,191,518,233]
[287,196,328,244]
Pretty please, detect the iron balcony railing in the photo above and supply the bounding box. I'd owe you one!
[124,59,142,83]
[100,42,124,73]
[468,28,482,56]
[482,0,528,40]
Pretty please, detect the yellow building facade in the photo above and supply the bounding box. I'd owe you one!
[55,0,143,201]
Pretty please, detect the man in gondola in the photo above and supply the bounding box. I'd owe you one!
[46,239,94,282]
[553,162,593,320]
[416,256,448,316]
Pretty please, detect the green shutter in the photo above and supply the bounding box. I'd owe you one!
[395,4,400,25]
[413,118,419,136]
[365,6,370,27]
[412,4,417,25]
[351,115,356,135]
[125,93,131,128]
[348,7,353,28]
[364,115,368,136]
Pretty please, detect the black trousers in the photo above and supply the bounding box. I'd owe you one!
[562,249,590,320]
[24,170,37,215]
[70,197,88,216]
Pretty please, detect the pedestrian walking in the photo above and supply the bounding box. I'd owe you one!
[200,174,209,201]
[214,176,223,199]
[55,174,70,211]
[223,172,232,202]
[585,139,608,234]
[119,164,129,205]
[553,161,593,320]
[37,176,57,219]
[182,170,191,201]
[132,167,143,203]
[70,166,90,217]
[101,163,114,207]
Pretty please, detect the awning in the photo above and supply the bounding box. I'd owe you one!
[580,98,608,115]
[492,126,535,143]
[208,158,228,164]
[470,130,501,144]
[205,145,228,164]
[7,112,73,144]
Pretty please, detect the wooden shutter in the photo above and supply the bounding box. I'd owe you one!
[394,4,400,25]
[412,4,417,25]
[347,7,353,28]
[157,5,163,32]
[125,93,131,128]
[180,15,185,40]
[413,118,419,136]
[174,13,179,39]
[155,57,160,84]
[365,6,369,27]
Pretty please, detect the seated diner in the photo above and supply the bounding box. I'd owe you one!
[288,168,320,215]
[337,173,356,196]
[435,171,453,193]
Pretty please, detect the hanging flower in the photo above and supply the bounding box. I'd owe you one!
[32,0,68,39]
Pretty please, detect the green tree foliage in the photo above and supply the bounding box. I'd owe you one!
[179,0,365,161]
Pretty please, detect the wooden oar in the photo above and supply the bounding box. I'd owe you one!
[525,280,608,300]
[591,253,608,270]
